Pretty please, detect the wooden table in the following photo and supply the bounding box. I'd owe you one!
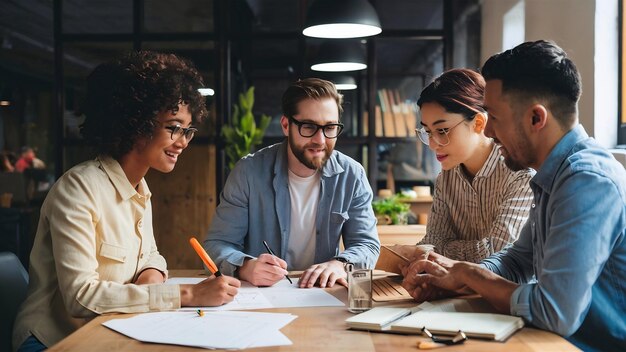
[376,224,426,245]
[48,270,579,352]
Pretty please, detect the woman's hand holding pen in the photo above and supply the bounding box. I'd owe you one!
[180,275,241,307]
[238,253,289,287]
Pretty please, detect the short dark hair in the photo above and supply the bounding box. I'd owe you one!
[417,68,486,121]
[81,51,208,158]
[281,78,343,119]
[481,40,581,127]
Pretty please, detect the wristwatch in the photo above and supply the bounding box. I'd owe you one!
[334,257,352,271]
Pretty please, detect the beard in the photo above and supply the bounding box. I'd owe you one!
[496,132,535,171]
[288,132,333,170]
[502,155,527,171]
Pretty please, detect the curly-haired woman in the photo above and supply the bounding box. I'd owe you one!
[13,51,240,352]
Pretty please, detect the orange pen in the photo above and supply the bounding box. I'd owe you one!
[189,237,222,277]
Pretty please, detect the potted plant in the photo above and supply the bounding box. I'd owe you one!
[221,86,271,170]
[371,195,410,225]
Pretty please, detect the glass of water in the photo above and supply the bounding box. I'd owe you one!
[346,263,373,313]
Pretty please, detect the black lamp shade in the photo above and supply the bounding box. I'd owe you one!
[311,40,367,72]
[303,0,382,39]
[332,75,357,90]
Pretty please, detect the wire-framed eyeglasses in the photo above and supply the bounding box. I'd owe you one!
[415,119,466,147]
[289,116,344,139]
[165,124,198,142]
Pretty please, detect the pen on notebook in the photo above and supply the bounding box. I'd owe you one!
[262,240,293,284]
[189,237,222,277]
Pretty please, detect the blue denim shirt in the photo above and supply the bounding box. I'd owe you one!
[482,125,626,352]
[204,141,380,276]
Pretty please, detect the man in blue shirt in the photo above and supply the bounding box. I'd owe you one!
[205,78,380,289]
[401,40,626,351]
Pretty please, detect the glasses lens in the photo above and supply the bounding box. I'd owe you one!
[170,126,181,140]
[416,128,430,145]
[432,130,450,146]
[299,123,318,137]
[184,128,196,141]
[323,125,342,138]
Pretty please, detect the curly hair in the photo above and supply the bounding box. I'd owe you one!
[81,51,208,158]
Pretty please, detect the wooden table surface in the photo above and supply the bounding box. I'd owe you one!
[48,270,579,352]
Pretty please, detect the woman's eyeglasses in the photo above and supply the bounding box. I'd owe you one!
[415,119,466,147]
[165,125,198,142]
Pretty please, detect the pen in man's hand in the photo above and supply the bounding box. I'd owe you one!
[262,240,293,284]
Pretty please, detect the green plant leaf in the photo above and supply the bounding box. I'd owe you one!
[220,85,271,170]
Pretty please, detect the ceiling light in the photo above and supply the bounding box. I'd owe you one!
[0,86,11,106]
[303,0,382,39]
[332,75,357,90]
[198,88,215,96]
[311,40,367,72]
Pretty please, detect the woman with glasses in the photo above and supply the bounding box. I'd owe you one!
[13,51,240,352]
[403,68,533,263]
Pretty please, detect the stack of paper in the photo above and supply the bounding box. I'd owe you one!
[103,311,297,349]
[166,278,345,311]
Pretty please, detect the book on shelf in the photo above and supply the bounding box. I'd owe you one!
[375,106,383,137]
[374,88,419,137]
[345,297,524,342]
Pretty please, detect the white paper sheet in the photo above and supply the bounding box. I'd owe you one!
[103,311,297,349]
[166,278,345,310]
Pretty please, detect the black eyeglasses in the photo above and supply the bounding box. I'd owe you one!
[289,116,344,139]
[165,125,198,142]
[420,327,467,346]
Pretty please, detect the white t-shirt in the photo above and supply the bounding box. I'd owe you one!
[285,169,321,270]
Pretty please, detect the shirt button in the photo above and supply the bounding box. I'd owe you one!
[137,219,143,228]
[531,204,536,208]
[140,253,144,259]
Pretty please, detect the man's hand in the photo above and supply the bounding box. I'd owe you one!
[134,268,166,285]
[238,253,289,287]
[400,259,471,302]
[299,260,347,288]
[428,251,458,269]
[180,275,241,307]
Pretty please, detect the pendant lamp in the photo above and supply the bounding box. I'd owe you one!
[332,75,357,90]
[303,0,382,39]
[311,40,366,72]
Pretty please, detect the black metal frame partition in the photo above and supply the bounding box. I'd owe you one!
[52,0,453,196]
[52,0,224,179]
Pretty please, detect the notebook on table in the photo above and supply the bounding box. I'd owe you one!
[345,297,524,342]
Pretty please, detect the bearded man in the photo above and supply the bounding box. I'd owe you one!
[205,78,380,288]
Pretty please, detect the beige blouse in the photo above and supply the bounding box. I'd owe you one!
[13,156,179,349]
[420,144,534,262]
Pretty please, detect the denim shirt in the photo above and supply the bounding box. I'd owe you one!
[204,141,380,276]
[482,125,626,352]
